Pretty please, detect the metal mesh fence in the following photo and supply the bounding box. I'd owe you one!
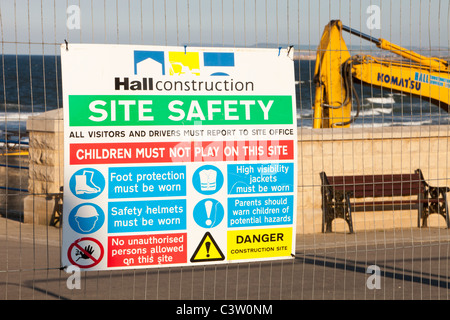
[0,0,449,302]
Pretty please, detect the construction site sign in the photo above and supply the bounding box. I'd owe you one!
[60,44,297,271]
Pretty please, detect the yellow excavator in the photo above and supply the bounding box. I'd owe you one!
[313,20,450,128]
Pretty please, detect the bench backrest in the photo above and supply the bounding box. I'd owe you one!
[321,173,425,198]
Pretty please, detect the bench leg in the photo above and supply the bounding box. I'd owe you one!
[322,199,354,233]
[345,193,354,234]
[322,209,326,233]
[418,192,424,228]
[419,190,449,228]
[418,202,424,228]
[443,193,450,229]
[323,209,334,233]
[322,204,336,233]
[321,185,334,233]
[321,191,326,233]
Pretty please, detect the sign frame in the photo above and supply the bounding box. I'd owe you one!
[61,43,298,271]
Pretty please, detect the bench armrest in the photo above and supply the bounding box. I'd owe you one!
[427,186,450,198]
[415,169,450,197]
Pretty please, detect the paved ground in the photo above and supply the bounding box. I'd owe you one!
[0,216,449,300]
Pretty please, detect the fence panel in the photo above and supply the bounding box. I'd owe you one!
[0,0,449,301]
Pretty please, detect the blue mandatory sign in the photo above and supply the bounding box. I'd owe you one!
[68,203,105,234]
[192,165,224,195]
[193,198,224,228]
[69,168,105,200]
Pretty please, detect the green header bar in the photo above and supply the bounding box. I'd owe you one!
[68,95,293,126]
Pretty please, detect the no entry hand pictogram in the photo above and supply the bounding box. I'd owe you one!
[67,237,104,269]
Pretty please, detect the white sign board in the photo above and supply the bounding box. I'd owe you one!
[61,44,297,271]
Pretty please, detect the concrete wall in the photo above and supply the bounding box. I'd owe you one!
[0,151,28,220]
[297,126,450,234]
[24,109,450,233]
[23,109,63,225]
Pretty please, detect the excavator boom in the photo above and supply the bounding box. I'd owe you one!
[341,24,448,71]
[313,20,450,129]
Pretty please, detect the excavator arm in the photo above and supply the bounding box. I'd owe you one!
[313,20,450,129]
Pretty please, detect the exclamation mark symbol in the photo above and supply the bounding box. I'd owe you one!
[205,241,211,257]
[205,200,213,226]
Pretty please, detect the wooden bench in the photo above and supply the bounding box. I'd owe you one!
[320,169,450,233]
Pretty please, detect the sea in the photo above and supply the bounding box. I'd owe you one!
[0,54,449,144]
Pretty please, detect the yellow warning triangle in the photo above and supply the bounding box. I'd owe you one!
[190,232,225,263]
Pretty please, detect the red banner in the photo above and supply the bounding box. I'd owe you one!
[108,233,187,267]
[70,140,294,165]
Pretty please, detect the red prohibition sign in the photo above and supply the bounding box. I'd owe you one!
[68,237,104,269]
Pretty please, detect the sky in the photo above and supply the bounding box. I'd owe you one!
[0,0,449,55]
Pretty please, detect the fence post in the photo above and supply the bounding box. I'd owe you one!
[23,109,64,226]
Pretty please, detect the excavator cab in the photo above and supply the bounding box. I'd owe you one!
[313,20,450,129]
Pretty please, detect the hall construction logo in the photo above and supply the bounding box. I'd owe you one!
[60,43,297,271]
[116,50,246,92]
